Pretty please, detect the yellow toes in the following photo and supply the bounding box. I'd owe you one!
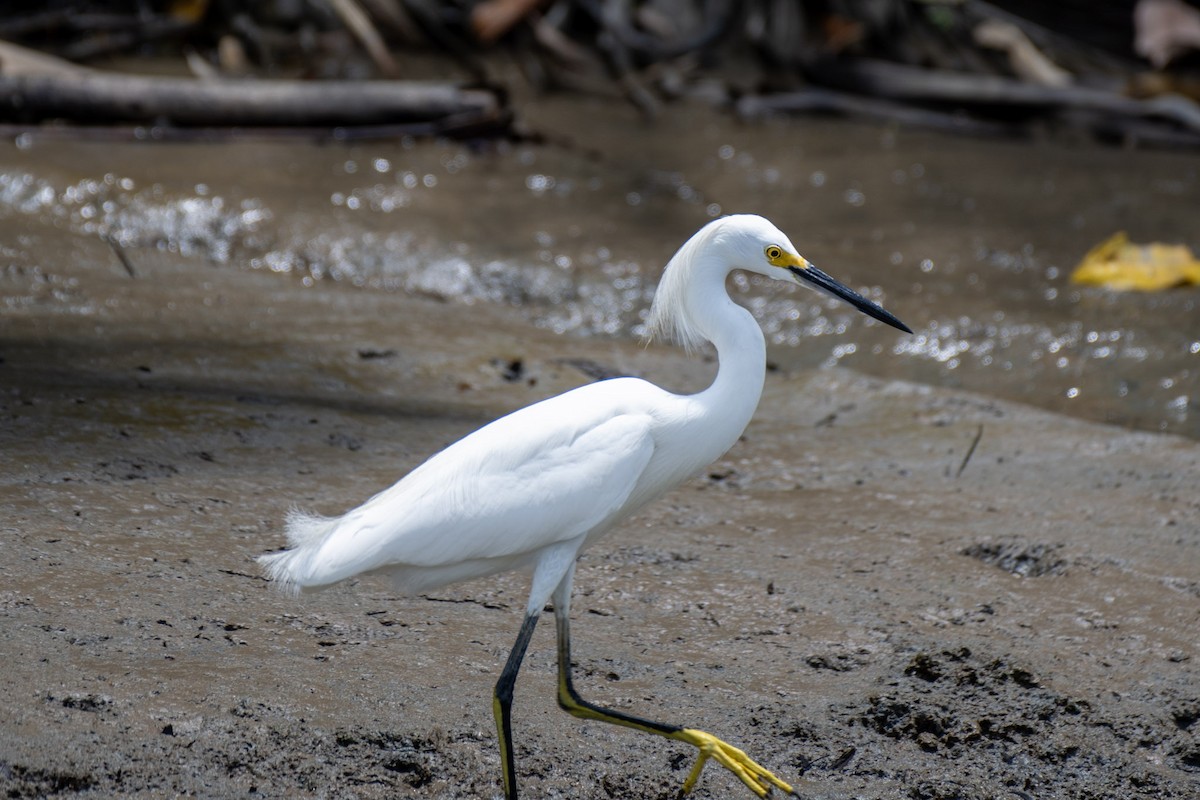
[671,728,795,797]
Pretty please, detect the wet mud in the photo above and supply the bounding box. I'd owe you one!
[2,225,1198,799]
[3,93,1200,799]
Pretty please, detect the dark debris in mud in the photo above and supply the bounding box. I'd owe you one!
[0,711,496,799]
[829,647,1200,800]
[961,538,1068,578]
[0,762,96,797]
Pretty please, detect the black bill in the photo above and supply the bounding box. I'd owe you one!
[788,264,912,334]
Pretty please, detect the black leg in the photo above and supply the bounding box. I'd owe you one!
[493,612,539,800]
[553,604,799,798]
[554,606,680,735]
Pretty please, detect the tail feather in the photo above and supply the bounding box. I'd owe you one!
[257,548,305,595]
[284,506,337,547]
[256,507,341,595]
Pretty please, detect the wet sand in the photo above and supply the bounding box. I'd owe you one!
[2,231,1198,799]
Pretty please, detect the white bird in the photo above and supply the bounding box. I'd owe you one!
[258,214,911,799]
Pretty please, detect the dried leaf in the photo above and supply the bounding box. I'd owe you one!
[1071,232,1200,291]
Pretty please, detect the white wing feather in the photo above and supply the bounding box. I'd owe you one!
[259,380,660,594]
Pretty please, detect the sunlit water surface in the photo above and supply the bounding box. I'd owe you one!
[1,99,1196,437]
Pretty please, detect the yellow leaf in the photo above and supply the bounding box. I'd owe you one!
[1070,231,1200,291]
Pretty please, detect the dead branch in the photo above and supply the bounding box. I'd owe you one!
[737,87,1019,137]
[809,57,1200,136]
[0,71,501,129]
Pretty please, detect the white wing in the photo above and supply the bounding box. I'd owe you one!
[262,380,660,592]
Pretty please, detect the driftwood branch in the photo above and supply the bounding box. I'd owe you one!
[0,3,1197,148]
[737,87,1018,137]
[0,71,501,129]
[817,58,1200,131]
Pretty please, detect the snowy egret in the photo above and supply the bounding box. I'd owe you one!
[259,214,911,798]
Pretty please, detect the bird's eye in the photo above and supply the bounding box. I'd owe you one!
[765,245,783,261]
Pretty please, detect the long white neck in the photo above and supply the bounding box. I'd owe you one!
[683,253,767,449]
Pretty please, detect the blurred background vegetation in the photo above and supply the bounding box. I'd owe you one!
[1,0,1199,146]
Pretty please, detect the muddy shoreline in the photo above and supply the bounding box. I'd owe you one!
[2,234,1198,799]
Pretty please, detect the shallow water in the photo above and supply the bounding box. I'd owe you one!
[2,98,1197,436]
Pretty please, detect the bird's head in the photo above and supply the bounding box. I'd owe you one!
[719,214,912,334]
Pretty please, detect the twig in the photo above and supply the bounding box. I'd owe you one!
[955,424,984,478]
[107,237,137,278]
[530,14,617,95]
[328,0,401,77]
[359,0,426,44]
[587,2,660,119]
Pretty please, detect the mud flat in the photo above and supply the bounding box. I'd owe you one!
[2,234,1198,799]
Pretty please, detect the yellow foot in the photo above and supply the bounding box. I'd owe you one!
[671,728,797,798]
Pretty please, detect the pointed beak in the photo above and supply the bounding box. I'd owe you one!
[786,259,912,334]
